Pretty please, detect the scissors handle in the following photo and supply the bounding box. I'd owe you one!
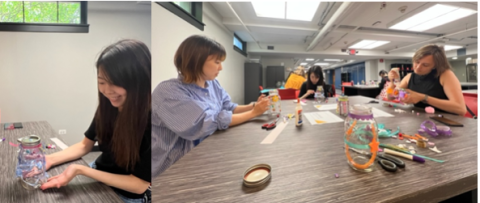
[378,153,405,168]
[378,159,397,172]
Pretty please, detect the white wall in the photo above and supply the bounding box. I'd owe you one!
[152,3,246,104]
[0,2,151,145]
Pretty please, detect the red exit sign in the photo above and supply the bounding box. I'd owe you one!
[349,49,357,55]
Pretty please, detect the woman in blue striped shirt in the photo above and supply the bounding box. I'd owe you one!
[152,35,270,177]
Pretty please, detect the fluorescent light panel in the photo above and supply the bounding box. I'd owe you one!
[389,4,477,31]
[349,40,390,49]
[305,58,315,61]
[251,2,320,21]
[300,62,308,65]
[314,63,329,65]
[444,45,463,51]
[324,59,342,61]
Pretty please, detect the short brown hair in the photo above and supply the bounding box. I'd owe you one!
[174,35,226,83]
[412,44,451,77]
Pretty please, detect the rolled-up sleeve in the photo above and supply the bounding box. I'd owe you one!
[152,82,232,141]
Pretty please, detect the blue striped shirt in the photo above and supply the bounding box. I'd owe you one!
[152,75,238,177]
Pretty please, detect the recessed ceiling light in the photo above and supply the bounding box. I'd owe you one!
[452,57,458,59]
[314,63,329,66]
[349,40,390,49]
[305,58,315,61]
[324,59,343,61]
[444,45,463,51]
[251,2,320,21]
[300,62,308,65]
[389,4,477,31]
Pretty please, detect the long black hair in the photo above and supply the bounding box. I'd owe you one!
[95,39,151,171]
[306,66,325,90]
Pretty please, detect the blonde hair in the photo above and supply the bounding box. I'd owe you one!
[412,44,451,77]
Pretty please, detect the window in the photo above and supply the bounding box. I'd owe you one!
[157,2,204,31]
[233,34,247,57]
[0,1,89,33]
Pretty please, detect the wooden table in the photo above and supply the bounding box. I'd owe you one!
[343,85,380,98]
[0,121,121,203]
[153,96,477,203]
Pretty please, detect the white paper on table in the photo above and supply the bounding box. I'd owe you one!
[261,121,288,144]
[304,111,344,125]
[50,137,69,150]
[314,104,337,111]
[293,100,307,105]
[372,107,394,118]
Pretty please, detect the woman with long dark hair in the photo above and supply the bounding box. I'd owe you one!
[299,66,329,99]
[40,39,152,203]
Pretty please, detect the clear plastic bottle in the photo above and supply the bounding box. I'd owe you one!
[344,104,379,172]
[314,86,325,103]
[269,89,281,116]
[16,135,48,189]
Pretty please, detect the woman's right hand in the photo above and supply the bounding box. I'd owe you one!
[252,98,270,116]
[306,90,315,95]
[388,69,399,81]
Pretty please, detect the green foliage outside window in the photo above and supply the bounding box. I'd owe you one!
[0,1,80,24]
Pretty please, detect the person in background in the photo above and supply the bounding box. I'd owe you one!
[152,35,270,177]
[377,70,390,99]
[284,66,306,90]
[299,66,331,99]
[386,44,466,115]
[41,39,152,203]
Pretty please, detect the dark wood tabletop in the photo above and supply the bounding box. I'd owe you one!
[153,96,477,203]
[0,121,122,203]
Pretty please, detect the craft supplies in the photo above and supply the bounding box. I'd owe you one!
[384,148,425,163]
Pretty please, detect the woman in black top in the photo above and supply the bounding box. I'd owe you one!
[386,44,466,115]
[41,40,152,203]
[299,66,328,99]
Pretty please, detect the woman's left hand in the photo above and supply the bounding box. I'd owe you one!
[40,164,80,190]
[401,89,424,104]
[256,94,266,103]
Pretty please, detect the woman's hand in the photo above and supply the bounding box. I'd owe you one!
[401,89,424,104]
[252,97,270,116]
[40,164,80,190]
[256,94,266,103]
[306,90,315,95]
[388,69,399,81]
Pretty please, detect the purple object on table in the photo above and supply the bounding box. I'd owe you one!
[420,120,452,137]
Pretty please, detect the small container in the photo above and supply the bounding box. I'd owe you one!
[243,164,271,187]
[337,95,349,116]
[416,139,427,148]
[268,90,281,116]
[16,135,48,190]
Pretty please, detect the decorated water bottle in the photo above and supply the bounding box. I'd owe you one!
[344,104,379,172]
[269,89,281,116]
[16,135,48,189]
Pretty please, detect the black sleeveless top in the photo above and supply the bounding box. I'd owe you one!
[407,69,449,112]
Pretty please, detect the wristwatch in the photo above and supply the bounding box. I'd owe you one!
[253,102,256,107]
[422,94,429,103]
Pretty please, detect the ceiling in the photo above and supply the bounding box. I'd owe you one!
[210,2,478,69]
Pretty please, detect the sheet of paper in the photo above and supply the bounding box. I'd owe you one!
[372,107,394,118]
[261,121,288,144]
[50,137,69,150]
[314,104,337,111]
[304,111,344,125]
[293,100,307,105]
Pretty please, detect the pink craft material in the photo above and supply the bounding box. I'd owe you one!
[428,142,435,146]
[417,113,420,116]
[425,106,435,114]
[335,173,339,178]
[9,142,19,147]
[378,148,383,152]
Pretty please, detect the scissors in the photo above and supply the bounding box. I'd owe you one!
[262,118,279,131]
[348,148,405,172]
